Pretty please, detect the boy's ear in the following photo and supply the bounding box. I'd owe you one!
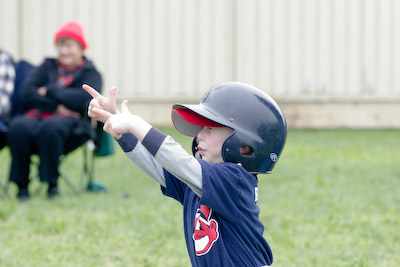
[240,145,254,156]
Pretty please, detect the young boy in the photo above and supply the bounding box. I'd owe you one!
[83,81,287,267]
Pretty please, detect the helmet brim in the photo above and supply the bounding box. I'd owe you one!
[172,104,226,137]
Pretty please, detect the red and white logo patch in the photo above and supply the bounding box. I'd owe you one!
[193,205,219,256]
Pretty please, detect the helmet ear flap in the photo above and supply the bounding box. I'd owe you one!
[222,132,255,168]
[222,131,274,174]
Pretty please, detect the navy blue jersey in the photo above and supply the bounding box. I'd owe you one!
[162,159,273,267]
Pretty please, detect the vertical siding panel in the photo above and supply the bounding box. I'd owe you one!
[258,0,273,94]
[297,0,305,96]
[347,0,361,97]
[313,0,321,96]
[41,0,60,58]
[89,0,107,92]
[274,0,288,96]
[152,0,167,99]
[267,0,277,96]
[236,0,257,86]
[332,0,347,97]
[358,0,366,96]
[196,1,213,93]
[20,0,45,64]
[207,0,216,86]
[166,0,183,96]
[153,0,168,98]
[104,0,122,94]
[75,0,97,66]
[377,0,393,97]
[0,0,19,56]
[283,0,292,95]
[363,0,378,95]
[300,0,316,96]
[58,0,75,22]
[182,0,199,97]
[76,1,103,81]
[75,0,91,25]
[136,0,152,97]
[388,0,397,96]
[212,0,233,89]
[119,0,137,98]
[287,0,302,98]
[393,0,400,95]
[318,0,331,97]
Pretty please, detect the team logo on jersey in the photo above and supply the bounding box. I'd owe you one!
[193,205,219,256]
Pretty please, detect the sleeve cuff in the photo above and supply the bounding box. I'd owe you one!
[142,127,167,156]
[116,133,139,152]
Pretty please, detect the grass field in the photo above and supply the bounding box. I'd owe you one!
[0,128,399,266]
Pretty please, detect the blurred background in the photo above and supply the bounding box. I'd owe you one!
[1,2,399,266]
[1,0,399,128]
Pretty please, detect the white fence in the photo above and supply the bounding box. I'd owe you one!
[1,0,399,127]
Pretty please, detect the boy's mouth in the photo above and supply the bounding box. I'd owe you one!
[198,146,206,156]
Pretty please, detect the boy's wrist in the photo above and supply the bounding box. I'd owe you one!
[129,115,152,142]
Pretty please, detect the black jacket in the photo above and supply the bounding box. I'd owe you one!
[21,57,102,115]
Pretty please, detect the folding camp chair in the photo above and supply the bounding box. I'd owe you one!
[29,119,115,196]
[1,59,115,198]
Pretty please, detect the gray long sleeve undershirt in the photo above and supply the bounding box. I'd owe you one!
[119,132,203,197]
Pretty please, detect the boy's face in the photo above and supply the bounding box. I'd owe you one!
[196,126,234,164]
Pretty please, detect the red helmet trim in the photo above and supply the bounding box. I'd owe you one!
[173,108,224,127]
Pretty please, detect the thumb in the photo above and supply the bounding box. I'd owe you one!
[109,86,117,103]
[121,100,130,113]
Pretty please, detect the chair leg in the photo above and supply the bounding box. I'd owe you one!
[59,140,98,194]
[30,156,46,196]
[58,142,90,195]
[59,172,80,194]
[32,182,46,196]
[85,140,107,193]
[0,180,9,198]
[81,141,91,191]
[85,142,97,191]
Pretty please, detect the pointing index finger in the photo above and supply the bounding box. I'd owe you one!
[82,84,102,99]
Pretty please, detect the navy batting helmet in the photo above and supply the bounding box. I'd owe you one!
[172,82,287,174]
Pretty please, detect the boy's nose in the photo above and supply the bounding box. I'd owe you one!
[197,127,206,141]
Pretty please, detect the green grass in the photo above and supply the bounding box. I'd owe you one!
[0,128,399,266]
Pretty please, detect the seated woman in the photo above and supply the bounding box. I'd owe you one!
[7,21,102,200]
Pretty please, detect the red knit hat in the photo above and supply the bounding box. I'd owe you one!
[54,21,87,50]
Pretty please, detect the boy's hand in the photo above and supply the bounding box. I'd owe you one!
[82,84,118,123]
[102,100,134,139]
[94,100,152,141]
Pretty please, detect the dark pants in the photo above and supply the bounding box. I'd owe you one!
[7,115,81,187]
